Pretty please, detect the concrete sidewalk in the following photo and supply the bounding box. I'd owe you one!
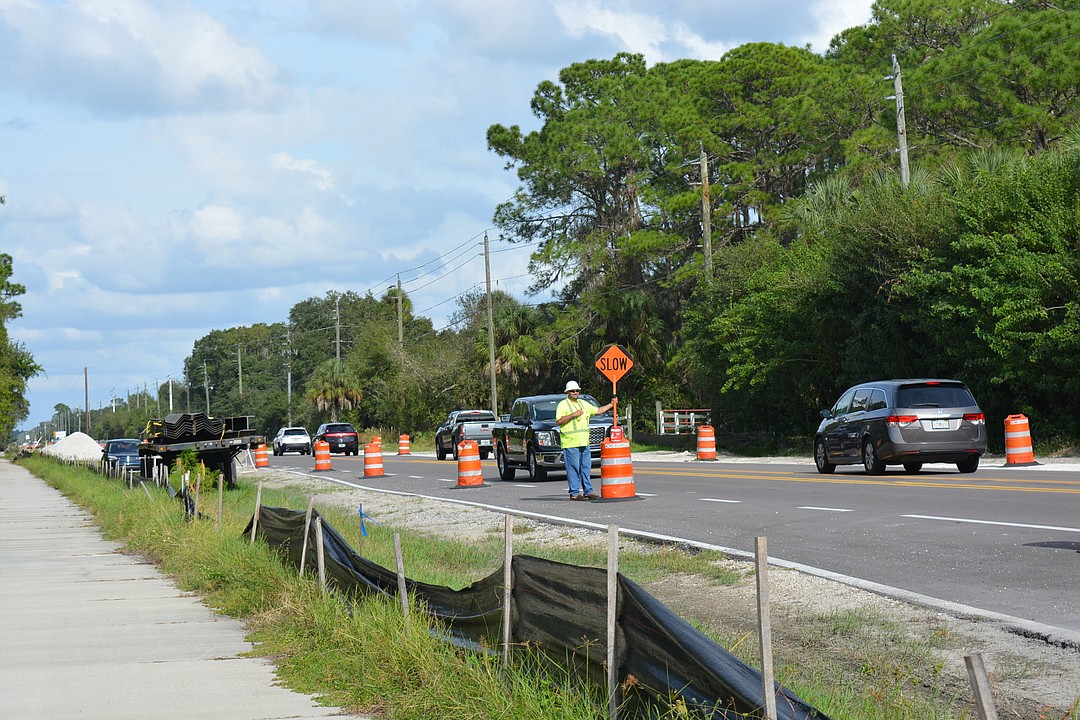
[0,458,367,719]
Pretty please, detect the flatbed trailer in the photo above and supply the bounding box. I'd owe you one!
[138,413,264,488]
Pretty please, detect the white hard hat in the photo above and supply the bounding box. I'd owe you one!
[564,380,581,392]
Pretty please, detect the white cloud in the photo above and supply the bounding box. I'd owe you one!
[0,0,281,114]
[804,0,873,53]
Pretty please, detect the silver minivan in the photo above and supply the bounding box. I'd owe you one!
[814,379,987,474]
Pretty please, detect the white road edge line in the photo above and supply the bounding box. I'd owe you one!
[902,514,1080,533]
[799,506,853,512]
[702,498,741,504]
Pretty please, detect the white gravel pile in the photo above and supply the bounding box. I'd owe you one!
[39,432,105,462]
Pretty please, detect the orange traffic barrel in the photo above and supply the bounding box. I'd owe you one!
[364,442,384,477]
[1004,414,1037,466]
[696,424,717,461]
[398,434,411,455]
[600,426,636,499]
[313,439,333,471]
[456,440,485,487]
[254,443,270,468]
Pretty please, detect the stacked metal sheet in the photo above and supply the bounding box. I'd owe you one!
[143,413,255,442]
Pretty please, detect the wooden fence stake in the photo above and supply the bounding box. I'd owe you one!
[216,467,224,532]
[394,533,410,622]
[607,524,619,720]
[299,496,314,576]
[965,653,999,720]
[755,536,777,720]
[315,517,327,594]
[249,482,263,543]
[193,463,203,519]
[501,515,513,668]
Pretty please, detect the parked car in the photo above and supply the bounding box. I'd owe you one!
[272,426,312,455]
[102,438,140,472]
[314,422,360,455]
[434,409,497,460]
[814,379,986,475]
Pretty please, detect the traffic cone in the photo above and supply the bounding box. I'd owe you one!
[313,440,333,471]
[696,424,717,461]
[599,426,637,500]
[454,439,486,488]
[364,442,384,477]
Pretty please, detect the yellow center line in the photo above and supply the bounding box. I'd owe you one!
[632,467,1080,494]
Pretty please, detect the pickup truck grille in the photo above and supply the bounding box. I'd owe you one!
[589,426,609,448]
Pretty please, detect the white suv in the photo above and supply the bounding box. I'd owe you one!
[272,426,312,456]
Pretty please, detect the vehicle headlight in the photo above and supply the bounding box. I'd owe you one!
[534,430,560,447]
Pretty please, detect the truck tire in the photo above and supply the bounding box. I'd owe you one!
[527,445,547,482]
[436,438,447,461]
[479,449,489,460]
[496,445,515,482]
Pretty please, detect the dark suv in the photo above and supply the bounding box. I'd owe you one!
[814,379,986,475]
[314,422,359,455]
[102,438,141,472]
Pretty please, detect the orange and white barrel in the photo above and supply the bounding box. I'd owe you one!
[456,440,484,487]
[255,443,270,468]
[1004,414,1036,465]
[696,425,717,461]
[398,434,411,455]
[364,442,384,477]
[600,427,635,499]
[313,440,333,471]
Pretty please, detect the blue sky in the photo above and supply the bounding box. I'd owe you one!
[1,0,873,431]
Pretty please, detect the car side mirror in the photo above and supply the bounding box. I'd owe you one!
[820,409,833,419]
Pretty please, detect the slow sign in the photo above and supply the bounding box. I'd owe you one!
[595,344,634,385]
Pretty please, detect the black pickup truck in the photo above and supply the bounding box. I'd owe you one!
[491,393,614,481]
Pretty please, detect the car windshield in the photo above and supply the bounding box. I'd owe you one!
[108,441,138,453]
[896,384,976,408]
[533,395,602,421]
[324,424,355,434]
[283,429,308,437]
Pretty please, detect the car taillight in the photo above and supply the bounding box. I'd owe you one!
[963,413,985,425]
[886,415,919,427]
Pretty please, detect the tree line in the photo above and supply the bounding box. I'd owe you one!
[9,0,1080,451]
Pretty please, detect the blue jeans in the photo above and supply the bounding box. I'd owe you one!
[563,445,593,496]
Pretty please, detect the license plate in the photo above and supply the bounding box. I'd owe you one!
[931,419,949,430]
[336,442,346,447]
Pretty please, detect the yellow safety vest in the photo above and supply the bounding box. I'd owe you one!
[556,397,597,448]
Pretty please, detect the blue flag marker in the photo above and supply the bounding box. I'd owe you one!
[358,505,380,537]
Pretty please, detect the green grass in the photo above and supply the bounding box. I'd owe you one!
[16,455,1078,720]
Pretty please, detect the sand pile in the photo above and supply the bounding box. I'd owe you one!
[40,432,106,462]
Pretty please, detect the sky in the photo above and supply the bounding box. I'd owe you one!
[1,0,873,432]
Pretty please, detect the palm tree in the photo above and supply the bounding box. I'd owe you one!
[304,359,362,422]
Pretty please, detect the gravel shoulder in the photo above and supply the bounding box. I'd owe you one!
[249,456,1080,719]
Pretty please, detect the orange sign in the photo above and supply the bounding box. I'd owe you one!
[595,344,634,384]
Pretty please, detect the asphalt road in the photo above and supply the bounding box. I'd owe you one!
[266,451,1080,636]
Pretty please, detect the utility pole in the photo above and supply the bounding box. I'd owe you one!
[890,54,911,187]
[396,275,404,347]
[237,347,243,397]
[84,367,90,435]
[700,143,713,276]
[286,329,293,426]
[168,377,173,413]
[335,295,341,363]
[484,232,498,415]
[203,360,210,415]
